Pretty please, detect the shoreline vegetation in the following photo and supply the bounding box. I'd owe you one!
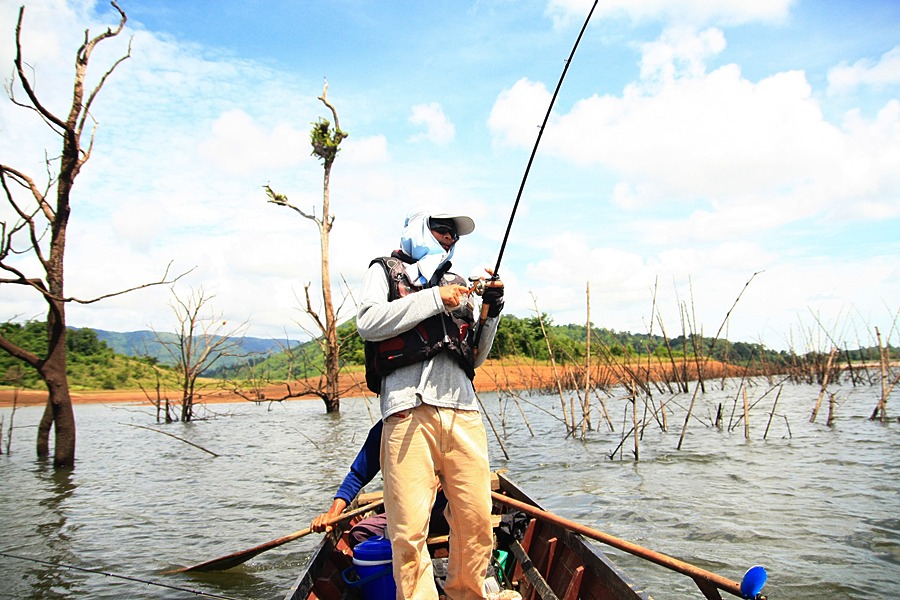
[0,359,750,409]
[3,317,897,418]
[0,360,828,408]
[0,357,898,408]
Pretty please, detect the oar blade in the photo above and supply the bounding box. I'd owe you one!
[173,548,264,573]
[168,527,313,573]
[739,565,767,599]
[167,499,385,574]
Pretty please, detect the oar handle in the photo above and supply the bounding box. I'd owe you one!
[173,499,385,573]
[322,498,386,530]
[492,492,749,599]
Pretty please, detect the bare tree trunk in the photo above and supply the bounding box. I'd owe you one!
[763,385,782,440]
[810,347,837,423]
[36,300,76,466]
[582,281,592,435]
[264,83,346,414]
[2,4,179,467]
[870,327,890,421]
[742,387,750,440]
[631,379,639,461]
[320,159,339,413]
[532,294,570,432]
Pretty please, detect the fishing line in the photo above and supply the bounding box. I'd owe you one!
[0,551,243,600]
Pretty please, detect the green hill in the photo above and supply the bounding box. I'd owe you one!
[89,328,288,367]
[0,322,178,390]
[3,317,892,391]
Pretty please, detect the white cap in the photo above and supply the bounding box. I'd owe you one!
[429,211,475,236]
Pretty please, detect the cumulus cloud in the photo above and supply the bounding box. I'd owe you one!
[827,46,900,94]
[487,78,551,148]
[408,102,456,145]
[639,26,726,86]
[489,26,900,241]
[198,109,308,175]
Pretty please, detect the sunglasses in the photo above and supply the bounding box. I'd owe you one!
[430,223,459,241]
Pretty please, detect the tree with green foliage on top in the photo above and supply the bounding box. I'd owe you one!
[264,81,350,414]
[0,4,181,467]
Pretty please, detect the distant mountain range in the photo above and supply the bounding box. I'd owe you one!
[85,328,291,368]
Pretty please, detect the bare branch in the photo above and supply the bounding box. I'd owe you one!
[1,164,56,228]
[65,264,194,305]
[79,27,131,146]
[302,283,326,335]
[151,286,255,421]
[13,6,66,130]
[263,184,318,224]
[318,88,342,136]
[0,331,41,369]
[123,423,219,457]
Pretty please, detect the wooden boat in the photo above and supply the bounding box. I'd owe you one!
[284,472,651,600]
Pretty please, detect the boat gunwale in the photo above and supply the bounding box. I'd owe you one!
[496,473,652,600]
[284,474,651,600]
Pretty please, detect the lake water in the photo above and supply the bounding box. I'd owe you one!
[1,378,898,599]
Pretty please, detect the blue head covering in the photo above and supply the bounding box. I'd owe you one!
[399,208,474,285]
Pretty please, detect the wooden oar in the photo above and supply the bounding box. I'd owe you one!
[491,492,762,600]
[170,499,384,573]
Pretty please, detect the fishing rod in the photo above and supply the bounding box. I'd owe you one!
[491,0,598,280]
[472,1,598,349]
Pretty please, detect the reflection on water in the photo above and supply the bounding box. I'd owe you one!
[1,381,898,599]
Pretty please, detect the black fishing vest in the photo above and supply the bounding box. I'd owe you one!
[364,251,477,395]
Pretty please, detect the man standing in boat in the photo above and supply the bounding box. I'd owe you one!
[357,208,504,600]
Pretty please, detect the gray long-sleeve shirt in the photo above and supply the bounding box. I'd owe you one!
[357,262,500,419]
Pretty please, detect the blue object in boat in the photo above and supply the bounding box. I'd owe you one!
[341,536,396,600]
[739,565,767,599]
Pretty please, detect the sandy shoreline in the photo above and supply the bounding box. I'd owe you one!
[0,362,557,408]
[0,360,745,409]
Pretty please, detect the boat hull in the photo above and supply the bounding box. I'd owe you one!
[284,473,650,600]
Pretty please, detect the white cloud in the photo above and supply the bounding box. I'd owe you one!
[490,27,900,243]
[2,0,897,354]
[408,103,456,145]
[639,26,726,87]
[198,110,307,176]
[487,78,551,148]
[828,46,900,94]
[516,230,900,352]
[545,0,793,27]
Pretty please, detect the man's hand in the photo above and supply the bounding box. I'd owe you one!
[481,276,504,318]
[439,284,470,309]
[311,498,347,533]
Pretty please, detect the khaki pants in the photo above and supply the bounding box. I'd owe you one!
[381,405,493,600]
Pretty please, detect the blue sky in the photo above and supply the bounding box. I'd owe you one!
[1,0,898,352]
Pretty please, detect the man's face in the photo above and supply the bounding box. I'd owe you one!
[429,218,458,251]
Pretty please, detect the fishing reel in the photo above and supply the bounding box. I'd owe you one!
[467,276,487,296]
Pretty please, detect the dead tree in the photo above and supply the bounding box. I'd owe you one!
[0,3,181,467]
[153,287,250,422]
[870,326,898,422]
[676,271,760,450]
[264,81,347,413]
